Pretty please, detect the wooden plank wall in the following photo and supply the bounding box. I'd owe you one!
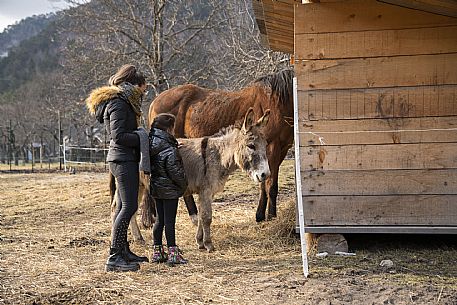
[295,0,457,227]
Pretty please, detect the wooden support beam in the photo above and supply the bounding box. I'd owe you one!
[379,0,457,18]
[301,195,457,225]
[301,142,457,170]
[295,54,457,90]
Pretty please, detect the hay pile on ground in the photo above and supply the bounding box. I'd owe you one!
[1,160,456,304]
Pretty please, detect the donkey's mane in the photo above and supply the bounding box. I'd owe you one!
[253,69,294,106]
[211,121,243,138]
[210,121,260,145]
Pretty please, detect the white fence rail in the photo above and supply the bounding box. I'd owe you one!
[62,143,108,171]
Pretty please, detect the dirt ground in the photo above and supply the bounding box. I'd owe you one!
[1,160,456,305]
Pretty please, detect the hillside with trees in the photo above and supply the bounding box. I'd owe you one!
[0,14,55,57]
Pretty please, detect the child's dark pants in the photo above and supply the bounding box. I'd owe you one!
[153,198,179,246]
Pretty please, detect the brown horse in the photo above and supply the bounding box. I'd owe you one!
[148,69,294,222]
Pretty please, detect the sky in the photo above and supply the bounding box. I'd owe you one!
[0,0,72,33]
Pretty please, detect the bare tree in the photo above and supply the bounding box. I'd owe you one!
[60,0,289,92]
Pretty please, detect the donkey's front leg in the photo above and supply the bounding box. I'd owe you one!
[196,217,205,250]
[201,196,214,252]
[195,193,205,250]
[196,192,214,252]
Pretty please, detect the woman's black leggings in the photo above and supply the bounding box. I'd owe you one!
[153,198,179,247]
[109,161,139,249]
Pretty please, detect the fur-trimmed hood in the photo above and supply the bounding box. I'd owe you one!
[86,85,121,116]
[85,83,143,124]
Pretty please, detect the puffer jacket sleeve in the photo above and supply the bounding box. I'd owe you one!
[108,99,139,148]
[165,148,188,194]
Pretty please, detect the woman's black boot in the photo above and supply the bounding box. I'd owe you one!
[105,247,140,272]
[124,243,149,263]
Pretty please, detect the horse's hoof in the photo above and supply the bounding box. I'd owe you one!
[266,214,277,221]
[256,214,266,223]
[189,214,198,226]
[197,242,205,250]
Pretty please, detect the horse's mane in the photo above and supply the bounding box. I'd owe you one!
[254,69,294,106]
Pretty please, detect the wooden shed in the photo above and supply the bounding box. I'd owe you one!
[253,0,457,234]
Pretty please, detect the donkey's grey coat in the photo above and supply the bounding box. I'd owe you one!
[175,108,270,251]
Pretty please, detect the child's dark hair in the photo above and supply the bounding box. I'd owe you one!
[152,113,176,131]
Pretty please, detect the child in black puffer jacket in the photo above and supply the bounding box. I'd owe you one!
[149,113,188,265]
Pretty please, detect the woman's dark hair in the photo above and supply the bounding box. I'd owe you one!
[152,113,176,131]
[109,64,146,86]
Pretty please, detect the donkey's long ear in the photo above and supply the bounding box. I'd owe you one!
[242,108,255,133]
[256,109,270,128]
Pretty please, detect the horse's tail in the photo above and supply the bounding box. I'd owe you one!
[109,172,118,226]
[141,192,156,229]
[140,173,156,228]
[109,172,116,206]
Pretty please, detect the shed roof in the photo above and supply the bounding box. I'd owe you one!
[252,0,296,54]
[253,0,457,54]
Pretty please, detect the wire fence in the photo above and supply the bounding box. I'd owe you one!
[0,144,109,173]
[62,144,108,172]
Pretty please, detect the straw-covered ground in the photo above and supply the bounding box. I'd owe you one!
[1,160,456,305]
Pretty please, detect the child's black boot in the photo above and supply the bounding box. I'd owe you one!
[105,247,140,272]
[124,243,149,263]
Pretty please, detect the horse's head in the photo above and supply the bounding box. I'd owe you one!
[234,108,271,183]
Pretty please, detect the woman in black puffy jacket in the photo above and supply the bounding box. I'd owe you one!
[149,113,188,265]
[86,64,148,272]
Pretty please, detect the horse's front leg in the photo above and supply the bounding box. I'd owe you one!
[128,177,146,244]
[129,211,145,244]
[256,181,268,222]
[266,172,279,220]
[266,144,290,220]
[256,142,288,221]
[256,142,279,222]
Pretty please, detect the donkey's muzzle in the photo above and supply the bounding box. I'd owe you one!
[255,170,270,183]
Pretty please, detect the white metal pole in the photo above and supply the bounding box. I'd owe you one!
[293,76,309,277]
[63,141,67,172]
